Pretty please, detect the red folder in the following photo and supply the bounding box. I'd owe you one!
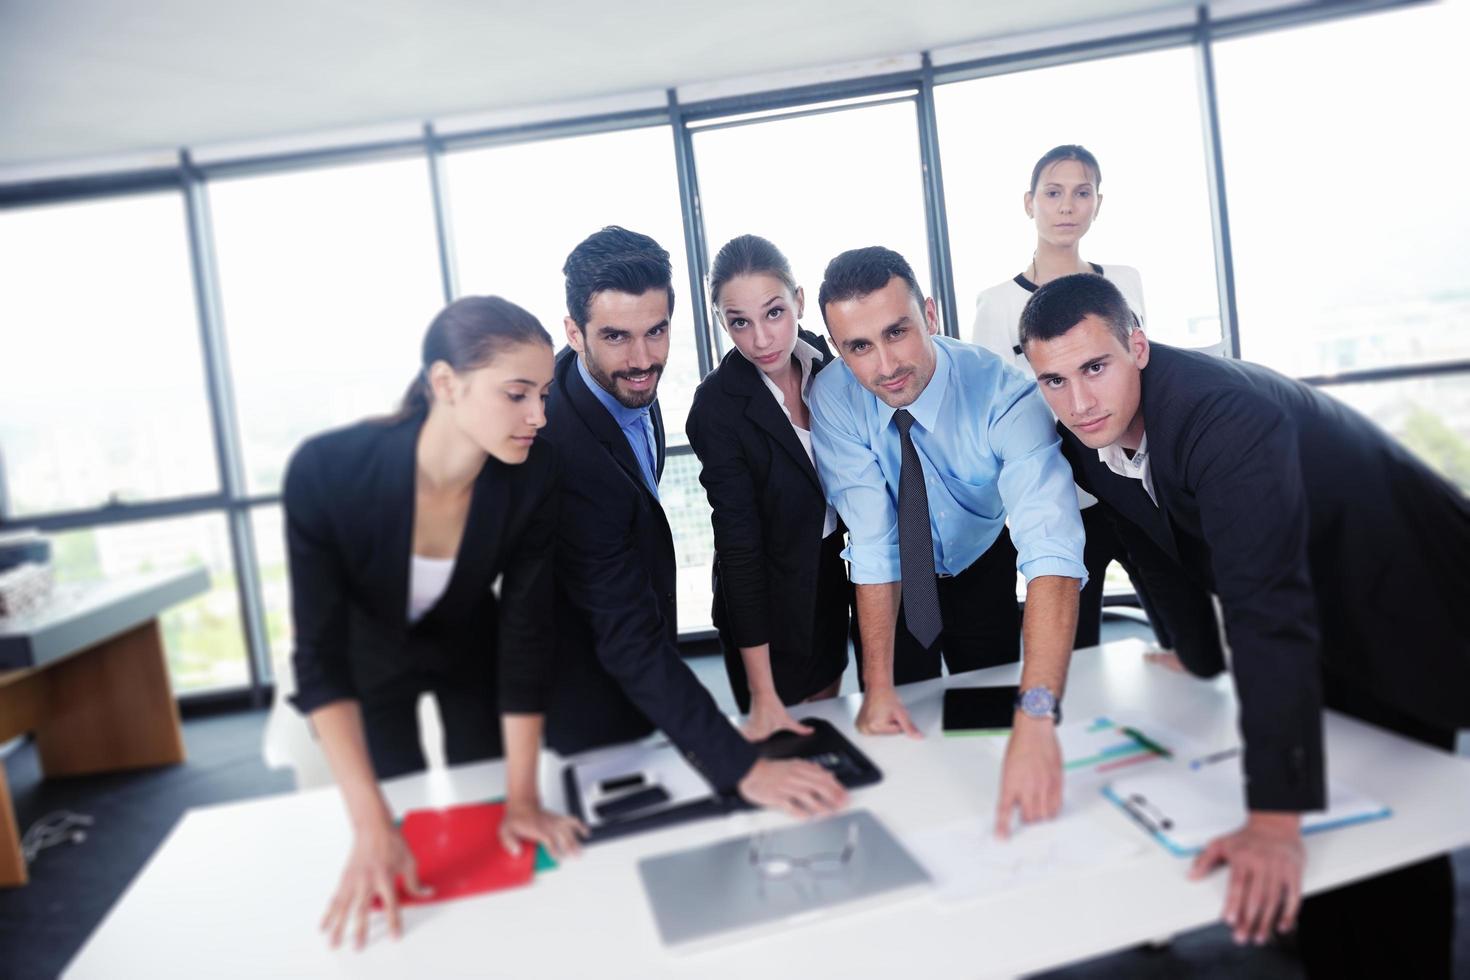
[391,801,536,905]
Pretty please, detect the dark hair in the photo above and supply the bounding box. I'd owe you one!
[562,225,675,329]
[1029,144,1101,194]
[1018,273,1133,350]
[398,296,553,415]
[817,246,925,326]
[708,235,798,317]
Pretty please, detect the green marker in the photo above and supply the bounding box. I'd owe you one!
[1120,726,1172,758]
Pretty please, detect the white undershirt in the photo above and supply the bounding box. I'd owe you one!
[408,554,455,623]
[759,338,839,538]
[1098,434,1158,507]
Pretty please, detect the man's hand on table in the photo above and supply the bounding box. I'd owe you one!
[994,714,1063,838]
[855,685,923,738]
[738,758,849,818]
[1188,811,1304,945]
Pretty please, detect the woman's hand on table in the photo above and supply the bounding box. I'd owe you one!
[321,820,429,950]
[742,694,815,742]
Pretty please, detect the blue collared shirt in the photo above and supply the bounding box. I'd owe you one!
[577,355,660,499]
[809,335,1086,586]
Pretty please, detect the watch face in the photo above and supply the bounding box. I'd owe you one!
[1020,687,1056,716]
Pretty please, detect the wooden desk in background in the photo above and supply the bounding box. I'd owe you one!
[0,568,209,886]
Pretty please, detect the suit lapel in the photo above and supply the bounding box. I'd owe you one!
[558,347,662,508]
[1135,354,1185,557]
[428,460,507,622]
[376,414,420,632]
[1074,442,1182,564]
[721,351,822,494]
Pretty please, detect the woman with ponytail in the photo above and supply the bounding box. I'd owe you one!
[283,296,583,949]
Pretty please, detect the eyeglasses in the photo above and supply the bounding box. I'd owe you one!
[747,819,860,884]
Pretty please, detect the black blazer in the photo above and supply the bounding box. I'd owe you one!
[541,347,757,792]
[685,330,848,657]
[1060,343,1470,811]
[283,410,556,716]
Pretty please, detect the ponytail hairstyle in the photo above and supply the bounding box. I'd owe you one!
[708,235,799,323]
[396,296,553,416]
[1029,144,1102,193]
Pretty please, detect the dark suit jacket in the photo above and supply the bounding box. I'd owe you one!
[541,347,757,792]
[284,410,556,715]
[685,330,851,659]
[1060,343,1470,810]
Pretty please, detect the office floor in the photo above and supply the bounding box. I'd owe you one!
[3,621,1467,980]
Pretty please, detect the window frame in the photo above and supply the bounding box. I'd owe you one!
[0,0,1440,704]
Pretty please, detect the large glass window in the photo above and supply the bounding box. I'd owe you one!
[48,514,249,693]
[0,193,218,516]
[692,98,933,347]
[935,47,1221,350]
[444,126,700,444]
[208,157,444,495]
[1215,1,1470,377]
[659,452,715,633]
[250,505,291,680]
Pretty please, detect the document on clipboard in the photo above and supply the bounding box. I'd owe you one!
[1103,749,1391,857]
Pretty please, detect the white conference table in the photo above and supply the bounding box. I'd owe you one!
[64,639,1470,978]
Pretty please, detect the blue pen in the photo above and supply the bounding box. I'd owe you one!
[1189,747,1241,770]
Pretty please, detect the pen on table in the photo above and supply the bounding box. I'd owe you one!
[1189,747,1241,770]
[1120,726,1172,758]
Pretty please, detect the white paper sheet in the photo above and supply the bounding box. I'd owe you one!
[906,811,1144,904]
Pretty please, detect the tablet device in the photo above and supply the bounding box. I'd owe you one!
[942,685,1018,733]
[756,717,882,788]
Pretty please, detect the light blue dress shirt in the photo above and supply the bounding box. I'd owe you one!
[809,335,1085,587]
[577,355,660,499]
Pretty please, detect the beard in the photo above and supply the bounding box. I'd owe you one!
[584,354,664,409]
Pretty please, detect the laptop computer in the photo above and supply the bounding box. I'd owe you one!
[637,809,931,951]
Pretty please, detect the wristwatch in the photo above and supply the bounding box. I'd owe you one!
[1015,685,1062,724]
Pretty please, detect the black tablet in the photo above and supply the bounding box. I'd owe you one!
[942,685,1019,733]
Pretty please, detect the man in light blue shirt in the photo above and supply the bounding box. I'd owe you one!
[809,246,1085,835]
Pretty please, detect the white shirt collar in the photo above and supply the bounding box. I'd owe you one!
[756,336,838,538]
[1098,433,1158,506]
[758,336,823,416]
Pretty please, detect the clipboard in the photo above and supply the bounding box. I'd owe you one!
[1103,751,1391,857]
[564,718,882,843]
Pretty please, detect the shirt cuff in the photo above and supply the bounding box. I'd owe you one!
[1018,555,1089,590]
[288,685,356,716]
[843,542,901,585]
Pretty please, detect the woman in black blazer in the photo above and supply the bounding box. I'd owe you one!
[284,296,583,949]
[686,235,855,740]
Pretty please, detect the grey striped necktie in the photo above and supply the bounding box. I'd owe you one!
[894,409,942,649]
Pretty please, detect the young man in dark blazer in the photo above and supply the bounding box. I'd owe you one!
[541,225,845,818]
[1020,273,1470,978]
